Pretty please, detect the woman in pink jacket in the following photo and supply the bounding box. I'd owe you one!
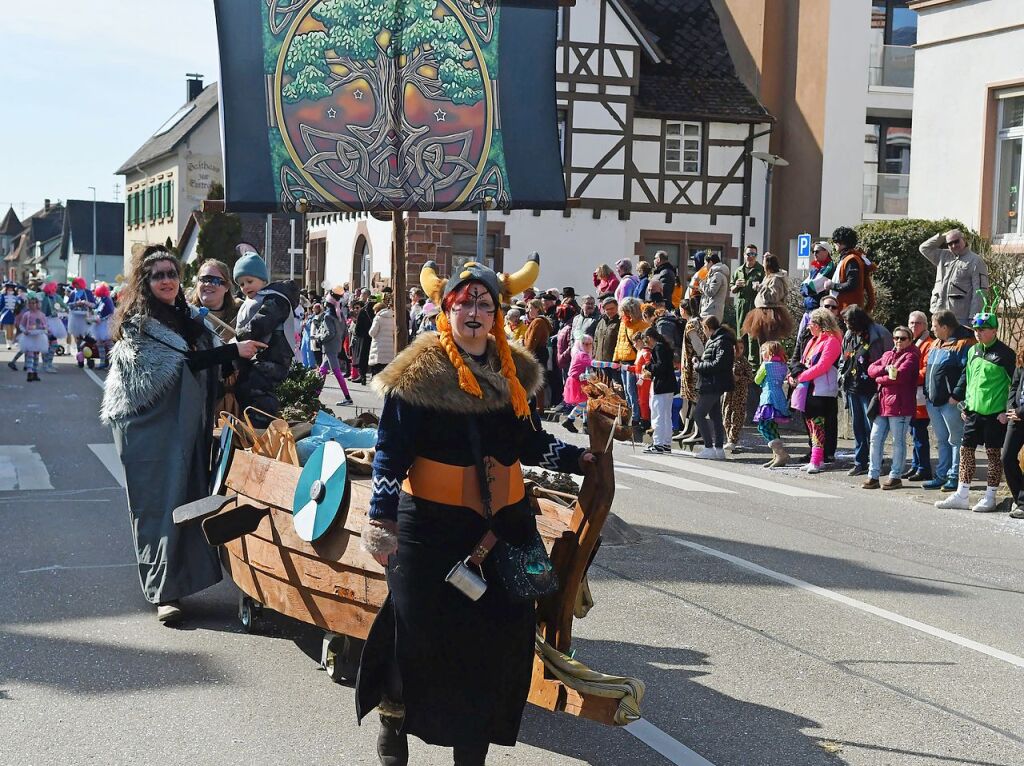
[788,307,843,473]
[862,325,921,490]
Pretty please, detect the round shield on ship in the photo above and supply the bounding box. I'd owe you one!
[292,440,349,542]
[211,423,234,496]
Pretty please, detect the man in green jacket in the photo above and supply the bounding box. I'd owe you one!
[731,245,764,364]
[936,306,1015,512]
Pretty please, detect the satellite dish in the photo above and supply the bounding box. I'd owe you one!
[292,441,348,542]
[751,152,790,167]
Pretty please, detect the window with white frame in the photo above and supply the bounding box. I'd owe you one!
[994,91,1024,239]
[665,121,701,174]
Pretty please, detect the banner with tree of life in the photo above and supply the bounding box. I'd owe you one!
[213,0,566,214]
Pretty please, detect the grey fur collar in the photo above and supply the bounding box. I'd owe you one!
[372,332,542,413]
[100,316,188,424]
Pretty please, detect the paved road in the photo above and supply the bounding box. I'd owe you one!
[2,349,1023,766]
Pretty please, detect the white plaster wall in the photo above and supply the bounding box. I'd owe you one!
[310,214,394,292]
[908,0,1024,233]
[569,0,601,42]
[604,0,638,47]
[820,0,873,234]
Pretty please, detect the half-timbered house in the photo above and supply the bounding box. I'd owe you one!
[308,0,773,296]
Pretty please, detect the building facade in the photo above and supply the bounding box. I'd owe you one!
[115,77,223,263]
[308,0,772,296]
[3,201,65,284]
[717,0,917,256]
[60,200,126,285]
[907,0,1024,247]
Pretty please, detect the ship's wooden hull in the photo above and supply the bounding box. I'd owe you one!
[214,392,630,725]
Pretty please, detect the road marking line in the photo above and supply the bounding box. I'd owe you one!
[0,446,54,490]
[88,444,126,488]
[625,719,717,766]
[18,563,136,574]
[84,367,105,390]
[634,452,838,498]
[616,465,734,494]
[664,535,1024,670]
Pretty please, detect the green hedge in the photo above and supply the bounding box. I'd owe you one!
[855,218,977,328]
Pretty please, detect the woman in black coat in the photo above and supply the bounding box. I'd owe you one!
[642,326,680,453]
[358,260,596,766]
[692,316,735,460]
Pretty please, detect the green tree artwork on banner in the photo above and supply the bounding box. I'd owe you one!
[272,0,504,211]
[281,0,485,109]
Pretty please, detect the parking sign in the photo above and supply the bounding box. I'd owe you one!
[797,233,812,272]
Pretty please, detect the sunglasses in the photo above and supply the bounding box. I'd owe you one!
[894,335,911,342]
[198,275,227,287]
[823,304,839,311]
[149,270,179,283]
[945,238,962,247]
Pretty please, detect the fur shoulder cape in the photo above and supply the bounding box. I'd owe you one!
[100,316,189,424]
[372,332,543,414]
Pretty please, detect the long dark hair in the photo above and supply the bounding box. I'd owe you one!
[112,246,186,341]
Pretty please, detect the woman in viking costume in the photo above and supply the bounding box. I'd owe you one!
[100,246,265,624]
[357,256,597,766]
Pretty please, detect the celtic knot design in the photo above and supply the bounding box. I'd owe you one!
[265,0,306,35]
[455,0,498,42]
[297,124,480,211]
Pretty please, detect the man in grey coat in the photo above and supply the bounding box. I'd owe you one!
[920,230,989,325]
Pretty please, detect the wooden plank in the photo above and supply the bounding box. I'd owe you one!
[234,495,384,574]
[223,546,378,639]
[225,450,302,510]
[224,535,387,607]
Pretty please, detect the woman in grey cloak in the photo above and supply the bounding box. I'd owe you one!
[100,246,264,623]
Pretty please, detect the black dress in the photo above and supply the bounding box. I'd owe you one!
[355,334,584,748]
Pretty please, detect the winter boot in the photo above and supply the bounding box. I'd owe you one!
[377,714,409,766]
[806,447,825,474]
[767,439,790,468]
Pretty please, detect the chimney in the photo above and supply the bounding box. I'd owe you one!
[186,73,204,103]
[44,199,50,212]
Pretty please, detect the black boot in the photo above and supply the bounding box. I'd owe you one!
[453,742,489,766]
[377,715,409,766]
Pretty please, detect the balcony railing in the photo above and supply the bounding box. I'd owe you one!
[868,44,915,89]
[863,173,910,217]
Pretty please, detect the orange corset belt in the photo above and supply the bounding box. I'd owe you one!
[402,457,525,517]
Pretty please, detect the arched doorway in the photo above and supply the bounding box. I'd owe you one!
[352,235,371,290]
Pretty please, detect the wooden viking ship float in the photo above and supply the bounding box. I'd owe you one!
[175,381,641,726]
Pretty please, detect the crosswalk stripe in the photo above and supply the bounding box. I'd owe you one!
[615,463,735,494]
[631,452,838,499]
[0,446,54,490]
[88,444,126,488]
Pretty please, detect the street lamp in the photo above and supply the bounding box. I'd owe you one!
[750,152,788,253]
[88,186,97,285]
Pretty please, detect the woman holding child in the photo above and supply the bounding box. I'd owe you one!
[101,246,265,624]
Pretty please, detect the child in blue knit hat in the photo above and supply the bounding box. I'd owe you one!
[233,244,300,427]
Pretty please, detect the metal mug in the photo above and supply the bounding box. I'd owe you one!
[445,557,488,601]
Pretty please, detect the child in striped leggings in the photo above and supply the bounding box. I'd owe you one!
[753,341,791,468]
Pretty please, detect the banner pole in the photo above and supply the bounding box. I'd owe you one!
[392,211,409,352]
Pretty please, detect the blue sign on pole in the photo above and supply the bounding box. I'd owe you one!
[796,233,812,271]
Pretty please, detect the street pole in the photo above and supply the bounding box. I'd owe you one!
[750,152,789,256]
[88,186,97,285]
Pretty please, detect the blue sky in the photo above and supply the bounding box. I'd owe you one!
[0,1,221,219]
